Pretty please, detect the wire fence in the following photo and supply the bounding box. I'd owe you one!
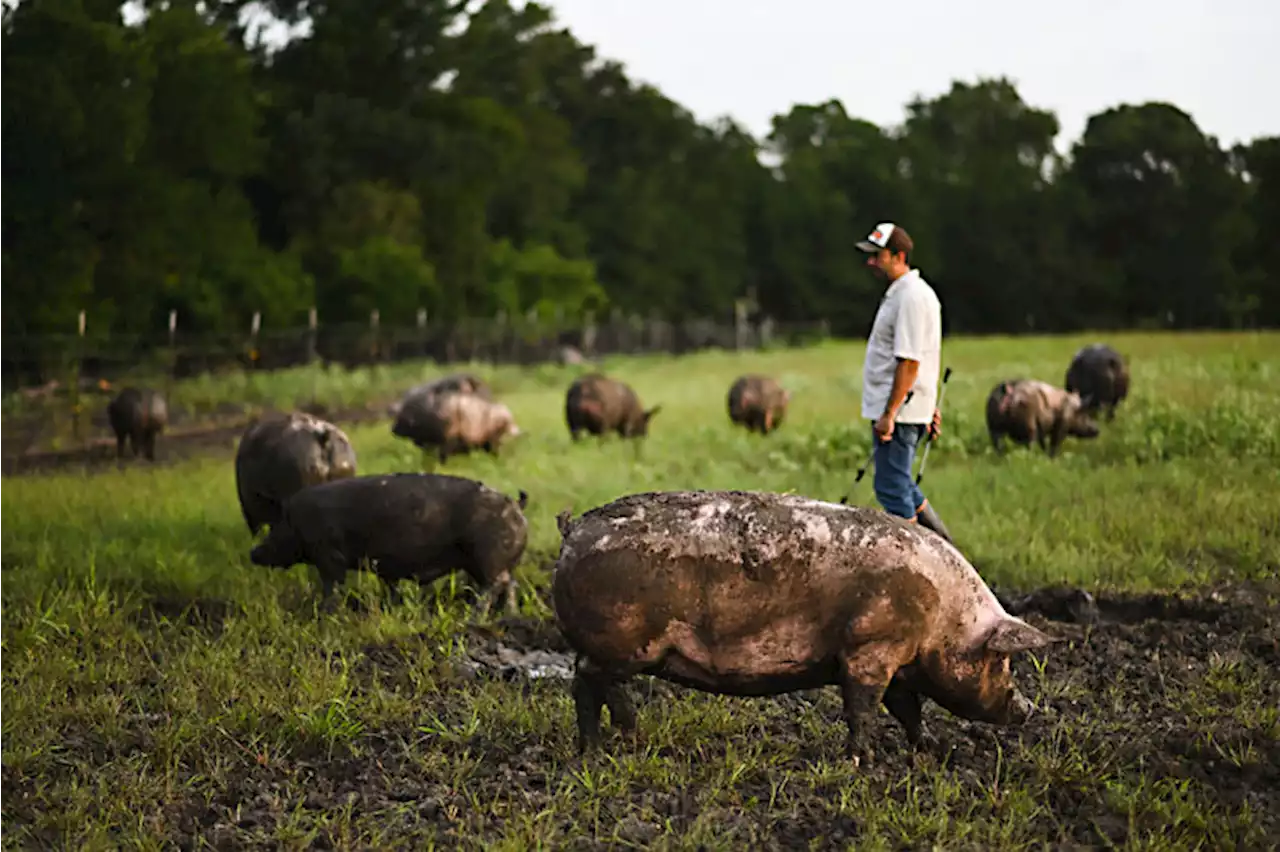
[1,310,830,465]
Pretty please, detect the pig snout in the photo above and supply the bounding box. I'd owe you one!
[249,527,301,568]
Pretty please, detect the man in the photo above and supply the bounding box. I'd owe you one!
[855,221,954,544]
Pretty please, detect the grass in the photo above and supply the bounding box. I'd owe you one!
[3,329,1279,849]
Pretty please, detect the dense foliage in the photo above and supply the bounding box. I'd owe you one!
[4,0,1277,342]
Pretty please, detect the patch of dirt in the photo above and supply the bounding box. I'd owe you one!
[4,584,1277,849]
[0,405,387,477]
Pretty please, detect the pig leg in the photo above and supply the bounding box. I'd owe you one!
[989,427,1005,455]
[572,659,610,753]
[573,671,638,754]
[838,639,918,766]
[603,684,637,734]
[1048,412,1069,458]
[881,681,936,751]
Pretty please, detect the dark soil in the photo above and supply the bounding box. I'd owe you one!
[0,403,385,477]
[4,583,1277,849]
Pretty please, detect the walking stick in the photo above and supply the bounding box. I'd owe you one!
[914,366,953,485]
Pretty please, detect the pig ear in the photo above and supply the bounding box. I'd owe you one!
[984,616,1056,656]
[645,405,663,421]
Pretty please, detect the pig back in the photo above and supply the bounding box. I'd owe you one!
[553,491,976,653]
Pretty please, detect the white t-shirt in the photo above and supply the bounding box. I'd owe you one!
[860,269,942,424]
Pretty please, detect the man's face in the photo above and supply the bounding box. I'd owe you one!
[866,248,907,282]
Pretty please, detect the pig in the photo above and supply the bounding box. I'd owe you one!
[564,373,661,441]
[249,472,530,614]
[985,378,1100,457]
[1064,343,1130,421]
[392,391,521,463]
[234,411,359,536]
[107,387,168,460]
[727,374,791,435]
[387,373,492,418]
[551,490,1056,762]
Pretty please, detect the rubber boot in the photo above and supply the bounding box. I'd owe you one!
[915,500,955,545]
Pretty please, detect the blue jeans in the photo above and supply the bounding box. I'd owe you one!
[871,422,927,519]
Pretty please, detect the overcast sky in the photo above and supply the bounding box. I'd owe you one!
[539,0,1280,152]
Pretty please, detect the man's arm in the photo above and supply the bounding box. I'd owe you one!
[884,357,919,417]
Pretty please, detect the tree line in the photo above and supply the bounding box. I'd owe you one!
[4,0,1278,351]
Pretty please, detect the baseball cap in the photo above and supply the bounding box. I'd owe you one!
[856,222,913,254]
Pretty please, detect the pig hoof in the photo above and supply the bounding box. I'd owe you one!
[845,744,875,767]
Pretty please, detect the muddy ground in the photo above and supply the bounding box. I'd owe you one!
[0,402,387,477]
[8,581,1273,848]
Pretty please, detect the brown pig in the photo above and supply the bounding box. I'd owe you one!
[1064,343,1130,421]
[392,391,521,463]
[234,411,358,536]
[727,374,791,435]
[564,373,661,441]
[551,490,1056,763]
[985,378,1100,457]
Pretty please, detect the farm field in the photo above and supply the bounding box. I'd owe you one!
[3,330,1279,849]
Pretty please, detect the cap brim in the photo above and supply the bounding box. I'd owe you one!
[855,241,880,252]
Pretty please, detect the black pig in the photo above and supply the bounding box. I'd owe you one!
[235,411,358,535]
[250,473,529,614]
[107,387,168,460]
[1065,343,1130,421]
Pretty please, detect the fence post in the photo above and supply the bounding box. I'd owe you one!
[167,309,178,404]
[250,311,261,371]
[735,299,748,351]
[369,308,380,362]
[306,306,318,364]
[417,308,427,359]
[583,310,597,357]
[71,310,86,442]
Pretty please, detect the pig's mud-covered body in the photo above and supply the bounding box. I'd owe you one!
[552,490,1054,761]
[727,374,791,435]
[564,374,661,441]
[234,412,358,535]
[1065,343,1130,421]
[107,387,169,460]
[392,391,520,462]
[250,473,529,614]
[985,378,1100,457]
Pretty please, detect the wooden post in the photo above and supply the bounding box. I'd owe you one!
[306,306,318,364]
[370,308,380,361]
[250,311,261,371]
[167,309,178,404]
[72,310,86,442]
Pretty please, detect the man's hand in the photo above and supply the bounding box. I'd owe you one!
[874,410,895,443]
[928,407,942,441]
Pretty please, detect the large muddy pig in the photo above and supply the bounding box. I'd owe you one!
[564,374,661,441]
[234,411,358,536]
[727,374,791,435]
[107,387,168,460]
[1064,343,1130,421]
[249,472,529,614]
[392,391,521,462]
[552,490,1056,762]
[387,373,492,418]
[986,378,1100,457]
